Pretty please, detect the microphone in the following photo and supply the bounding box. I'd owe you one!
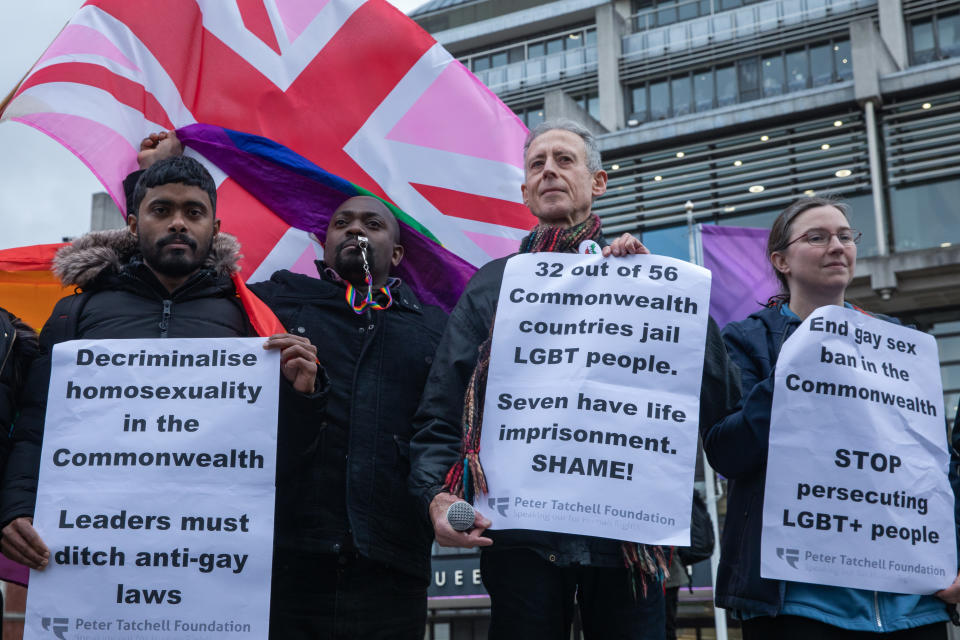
[446,501,476,532]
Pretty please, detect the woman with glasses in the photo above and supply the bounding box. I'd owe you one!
[701,196,958,638]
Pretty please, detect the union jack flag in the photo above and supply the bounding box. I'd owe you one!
[0,0,534,303]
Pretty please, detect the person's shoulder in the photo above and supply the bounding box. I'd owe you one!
[256,269,334,297]
[464,255,513,293]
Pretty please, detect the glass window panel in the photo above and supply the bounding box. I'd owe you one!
[723,208,783,229]
[565,49,586,74]
[712,13,734,41]
[672,75,692,116]
[473,56,490,72]
[762,54,785,96]
[565,32,584,49]
[735,7,756,37]
[527,107,545,128]
[587,95,600,119]
[647,29,667,56]
[545,53,563,80]
[586,29,597,46]
[694,71,714,111]
[716,65,737,106]
[782,0,803,24]
[690,17,710,47]
[506,63,523,90]
[434,622,451,640]
[810,43,833,86]
[758,2,778,30]
[650,80,670,119]
[528,42,546,58]
[657,4,678,26]
[631,85,648,119]
[890,179,960,252]
[946,392,959,425]
[806,0,827,20]
[641,225,691,260]
[678,0,699,21]
[490,51,508,68]
[834,39,853,79]
[508,46,525,63]
[942,364,960,391]
[546,38,564,55]
[719,0,742,10]
[524,58,544,84]
[667,24,688,52]
[939,12,960,58]
[938,336,960,363]
[699,0,710,14]
[840,192,877,258]
[785,49,808,91]
[911,20,935,64]
[738,57,760,100]
[933,321,960,336]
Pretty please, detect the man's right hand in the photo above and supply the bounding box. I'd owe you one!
[1,517,49,570]
[137,130,183,169]
[429,491,493,548]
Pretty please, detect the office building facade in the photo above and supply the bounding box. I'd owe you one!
[414,0,960,637]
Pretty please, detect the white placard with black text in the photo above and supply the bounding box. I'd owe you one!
[25,338,279,639]
[761,305,955,593]
[478,253,711,545]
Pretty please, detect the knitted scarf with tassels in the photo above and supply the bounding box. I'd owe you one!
[442,213,668,597]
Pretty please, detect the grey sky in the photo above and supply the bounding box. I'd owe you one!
[0,0,427,251]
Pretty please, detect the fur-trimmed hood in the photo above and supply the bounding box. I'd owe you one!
[52,228,242,289]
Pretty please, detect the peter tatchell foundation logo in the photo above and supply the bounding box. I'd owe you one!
[42,617,69,640]
[777,547,800,569]
[488,496,510,517]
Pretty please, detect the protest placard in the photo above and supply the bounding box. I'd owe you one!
[761,305,955,593]
[477,253,712,545]
[24,337,278,639]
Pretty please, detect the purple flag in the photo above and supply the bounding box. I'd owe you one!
[701,226,779,327]
[0,554,29,586]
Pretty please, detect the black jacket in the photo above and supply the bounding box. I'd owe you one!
[0,311,39,472]
[0,230,262,526]
[250,266,447,580]
[409,255,740,566]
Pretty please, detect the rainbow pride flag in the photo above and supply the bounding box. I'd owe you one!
[178,123,477,312]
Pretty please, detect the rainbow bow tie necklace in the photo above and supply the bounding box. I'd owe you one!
[345,236,394,314]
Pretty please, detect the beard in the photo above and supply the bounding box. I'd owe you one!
[140,233,210,278]
[333,238,377,285]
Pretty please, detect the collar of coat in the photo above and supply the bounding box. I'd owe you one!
[52,228,242,289]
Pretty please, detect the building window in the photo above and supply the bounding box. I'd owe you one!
[889,178,960,252]
[762,53,785,97]
[909,11,960,64]
[632,0,712,31]
[626,38,851,123]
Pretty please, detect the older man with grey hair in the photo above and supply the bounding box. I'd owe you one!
[407,119,734,639]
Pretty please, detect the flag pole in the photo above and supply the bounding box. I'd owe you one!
[686,200,729,640]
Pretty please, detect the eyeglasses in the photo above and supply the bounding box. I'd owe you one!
[786,228,861,247]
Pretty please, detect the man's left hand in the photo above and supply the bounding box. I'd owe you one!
[602,232,650,257]
[264,334,318,394]
[936,569,960,603]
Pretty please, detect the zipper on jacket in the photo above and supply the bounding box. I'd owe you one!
[0,329,16,379]
[159,300,172,338]
[874,591,883,630]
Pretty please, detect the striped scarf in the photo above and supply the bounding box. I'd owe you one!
[442,213,668,597]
